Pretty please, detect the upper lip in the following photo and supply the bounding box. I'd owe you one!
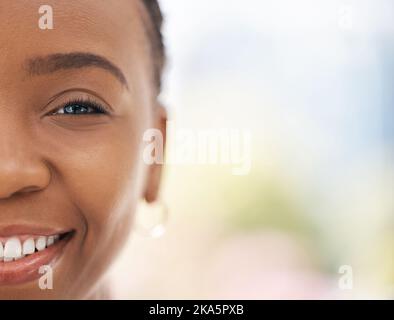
[0,225,71,237]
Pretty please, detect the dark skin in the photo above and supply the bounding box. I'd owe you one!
[0,0,166,299]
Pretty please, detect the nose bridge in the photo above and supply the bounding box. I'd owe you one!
[0,114,51,199]
[0,110,31,159]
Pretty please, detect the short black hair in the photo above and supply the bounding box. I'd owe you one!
[141,0,165,94]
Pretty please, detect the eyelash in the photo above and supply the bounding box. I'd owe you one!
[51,98,109,116]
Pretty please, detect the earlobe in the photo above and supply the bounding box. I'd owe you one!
[144,103,167,203]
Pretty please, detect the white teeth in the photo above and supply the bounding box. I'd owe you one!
[35,236,47,251]
[22,238,35,255]
[0,234,62,262]
[47,236,55,247]
[4,237,22,259]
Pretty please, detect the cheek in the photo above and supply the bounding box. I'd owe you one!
[40,115,148,262]
[68,134,144,233]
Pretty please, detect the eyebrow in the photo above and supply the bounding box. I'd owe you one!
[25,52,129,89]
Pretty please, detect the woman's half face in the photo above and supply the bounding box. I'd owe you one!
[0,0,164,299]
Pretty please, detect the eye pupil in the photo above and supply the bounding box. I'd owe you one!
[65,104,88,114]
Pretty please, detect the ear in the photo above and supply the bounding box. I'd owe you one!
[144,103,167,203]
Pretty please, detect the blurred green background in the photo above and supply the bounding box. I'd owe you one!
[111,0,394,299]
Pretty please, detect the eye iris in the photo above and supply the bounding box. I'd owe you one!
[64,104,89,114]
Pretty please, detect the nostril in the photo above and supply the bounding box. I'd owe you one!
[15,186,42,195]
[5,186,43,199]
[25,185,41,192]
[0,162,51,200]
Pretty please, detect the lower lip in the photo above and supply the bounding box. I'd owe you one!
[0,234,72,286]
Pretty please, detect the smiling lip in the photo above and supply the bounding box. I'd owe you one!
[0,226,73,286]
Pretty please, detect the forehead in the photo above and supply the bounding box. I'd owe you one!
[0,0,150,87]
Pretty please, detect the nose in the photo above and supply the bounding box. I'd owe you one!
[0,162,51,199]
[0,141,51,200]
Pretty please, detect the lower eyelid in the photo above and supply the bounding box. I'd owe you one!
[51,112,107,117]
[45,116,112,131]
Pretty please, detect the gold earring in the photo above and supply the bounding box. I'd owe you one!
[134,199,168,238]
